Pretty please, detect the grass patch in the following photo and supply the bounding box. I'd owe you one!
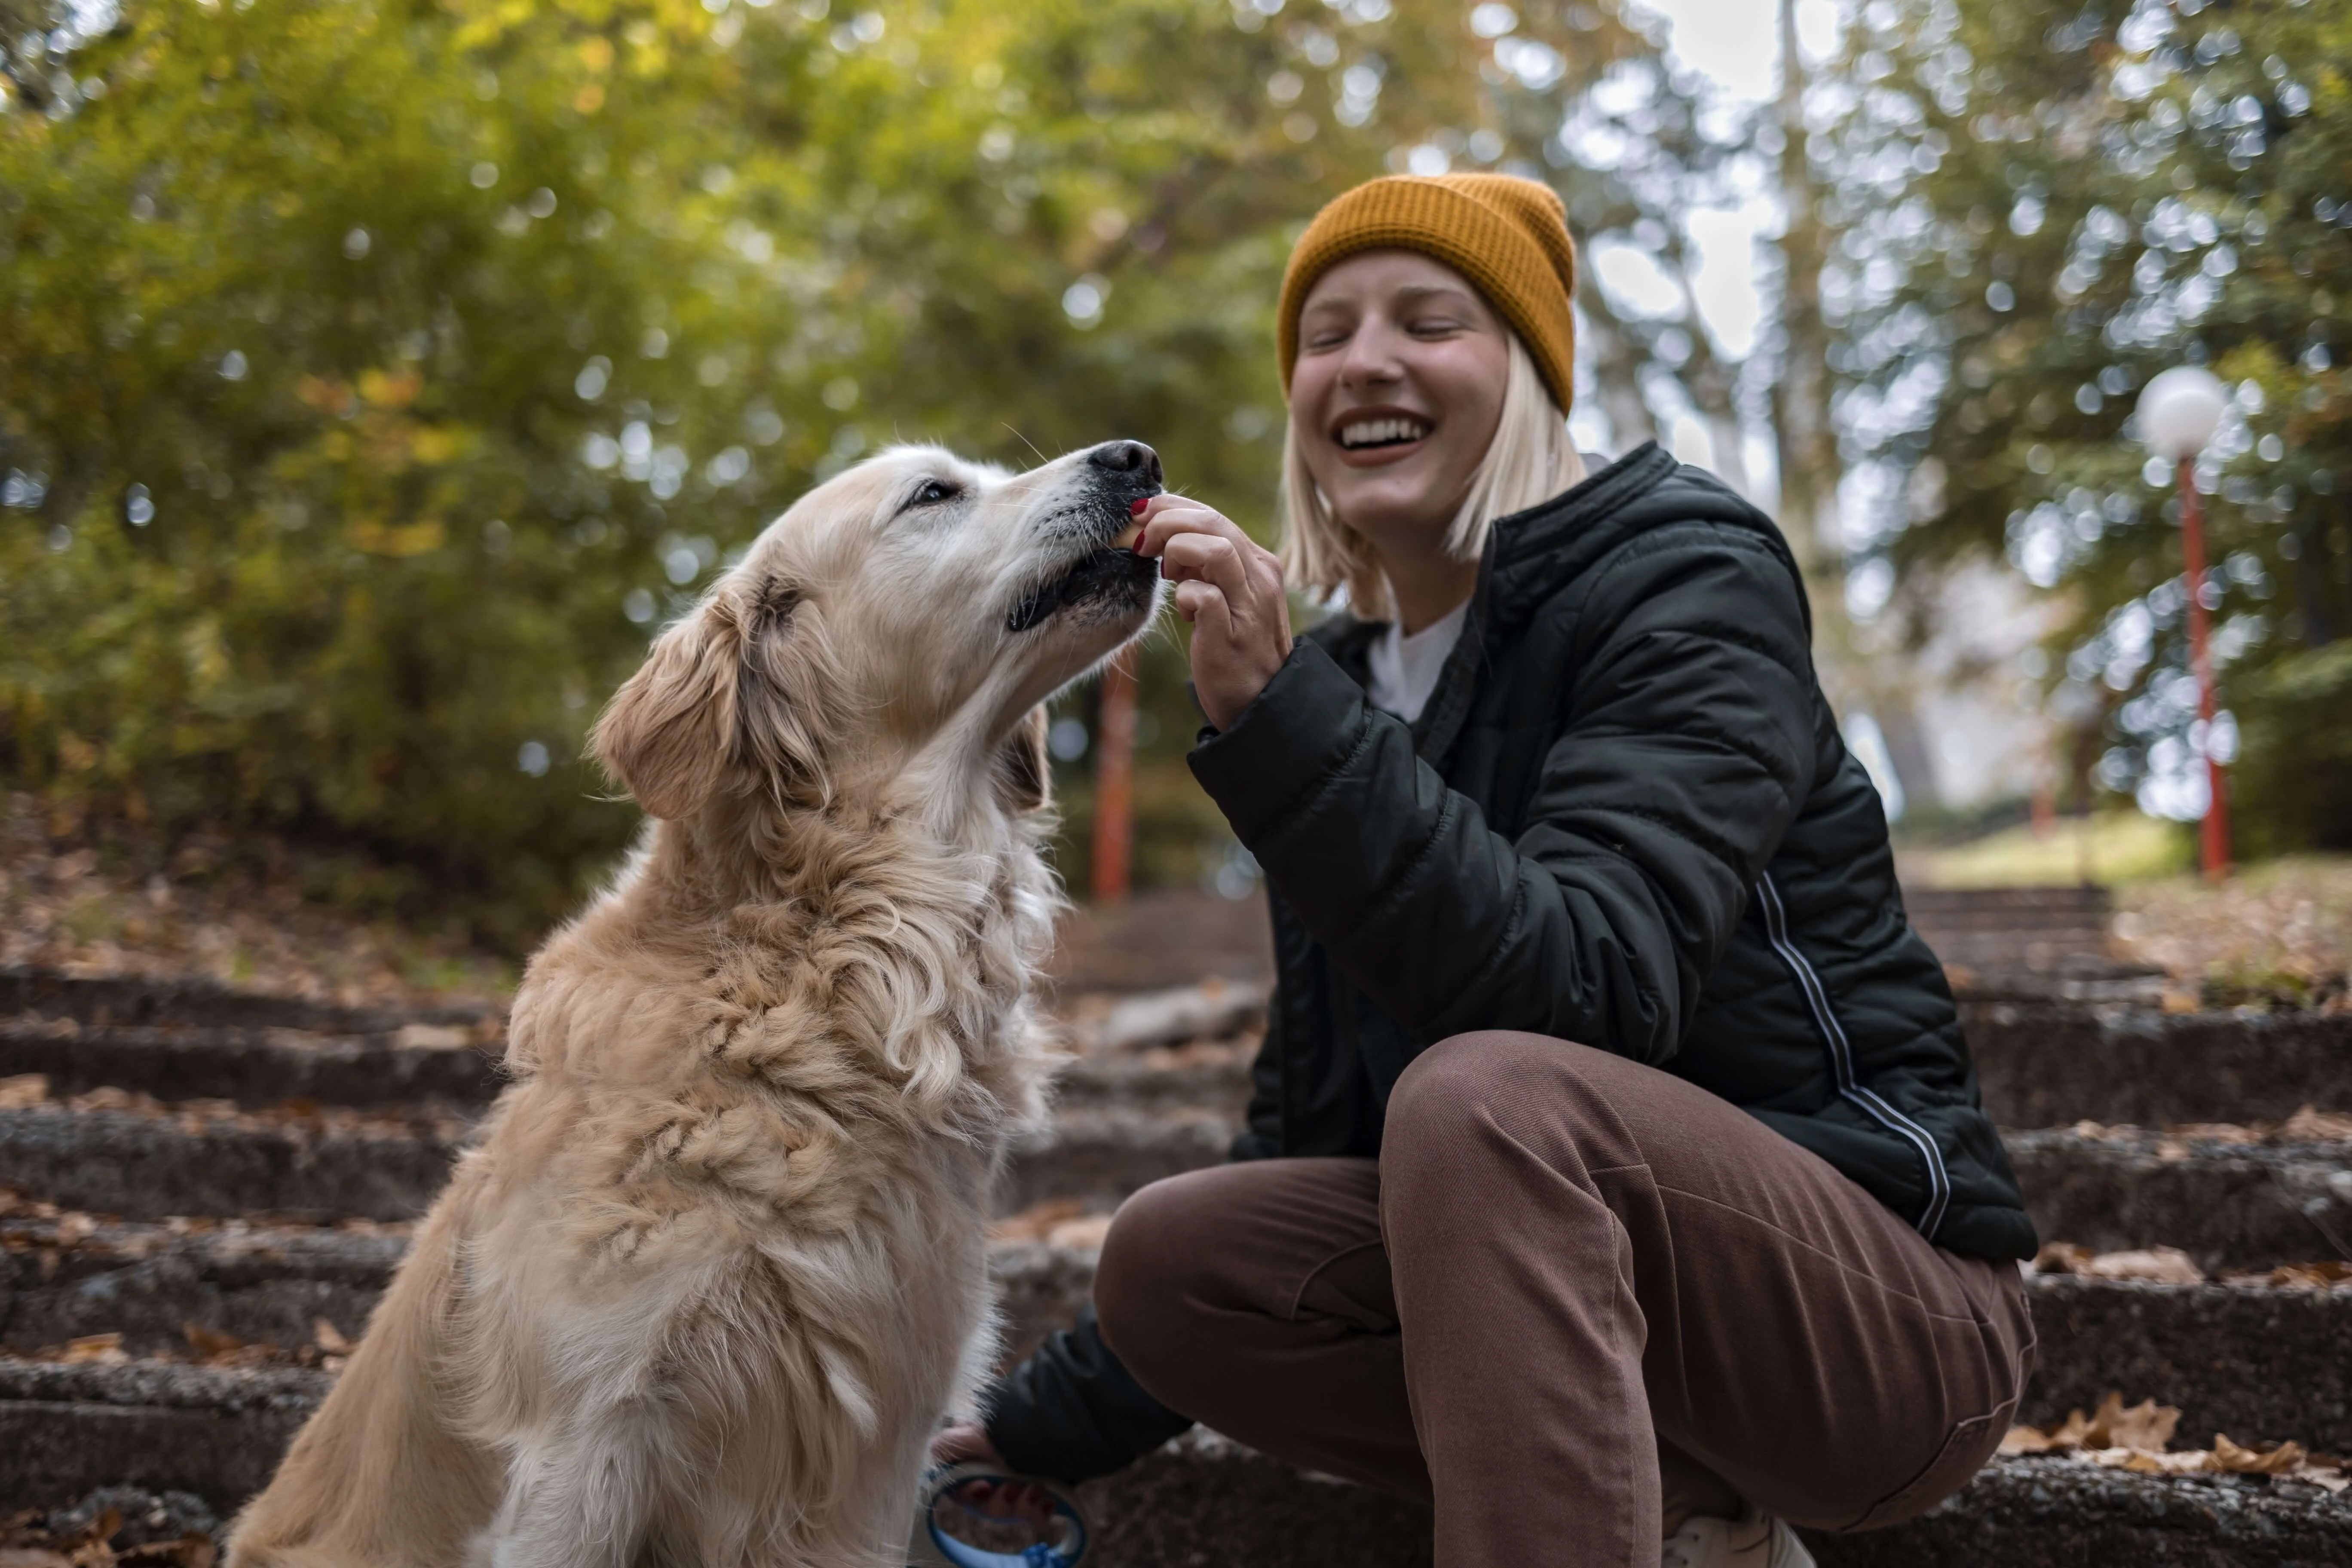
[1896,812,2194,890]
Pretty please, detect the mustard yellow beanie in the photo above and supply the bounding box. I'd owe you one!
[1277,173,1579,416]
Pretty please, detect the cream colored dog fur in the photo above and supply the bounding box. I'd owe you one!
[227,441,1166,1567]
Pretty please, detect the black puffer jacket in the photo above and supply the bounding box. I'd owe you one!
[984,442,2034,1482]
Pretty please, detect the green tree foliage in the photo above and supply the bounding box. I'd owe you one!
[1813,0,2352,834]
[2,0,1721,936]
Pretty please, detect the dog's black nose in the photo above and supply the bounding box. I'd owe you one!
[1090,440,1162,486]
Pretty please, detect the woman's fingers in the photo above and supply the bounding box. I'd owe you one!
[1134,490,1292,732]
[930,1422,1006,1468]
[1138,498,1265,565]
[1172,576,1232,633]
[1157,531,1255,608]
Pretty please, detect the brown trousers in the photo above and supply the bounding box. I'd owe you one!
[1092,1032,2035,1568]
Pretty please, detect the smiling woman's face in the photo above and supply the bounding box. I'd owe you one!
[1290,248,1511,560]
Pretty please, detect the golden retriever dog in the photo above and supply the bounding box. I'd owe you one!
[227,439,1167,1567]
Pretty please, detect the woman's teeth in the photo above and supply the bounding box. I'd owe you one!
[1338,417,1432,449]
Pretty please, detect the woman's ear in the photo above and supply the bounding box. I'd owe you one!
[993,704,1053,815]
[592,577,826,819]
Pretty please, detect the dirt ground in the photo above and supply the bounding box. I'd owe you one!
[3,795,2343,1011]
[0,796,511,1008]
[2115,858,2352,1010]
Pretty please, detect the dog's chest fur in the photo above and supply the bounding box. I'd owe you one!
[481,807,1059,1298]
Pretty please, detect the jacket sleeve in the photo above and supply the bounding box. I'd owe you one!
[1189,525,1818,1071]
[980,1304,1195,1482]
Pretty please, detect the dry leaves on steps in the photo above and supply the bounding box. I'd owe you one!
[2030,1242,2205,1283]
[2001,1391,2350,1494]
[2032,1242,2352,1291]
[0,1504,217,1566]
[989,1198,1115,1252]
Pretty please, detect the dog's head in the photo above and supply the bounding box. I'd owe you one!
[592,440,1165,824]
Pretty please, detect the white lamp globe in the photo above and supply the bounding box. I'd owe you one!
[2137,366,2228,461]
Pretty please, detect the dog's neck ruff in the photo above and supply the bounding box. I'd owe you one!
[514,786,1062,1148]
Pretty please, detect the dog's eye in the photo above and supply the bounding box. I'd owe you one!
[904,479,959,511]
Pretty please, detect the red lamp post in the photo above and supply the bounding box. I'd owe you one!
[1089,648,1138,903]
[2174,457,2230,879]
[2137,365,2232,881]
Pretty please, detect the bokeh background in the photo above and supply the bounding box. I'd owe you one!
[2,0,2347,979]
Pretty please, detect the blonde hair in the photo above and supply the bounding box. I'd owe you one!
[1279,331,1584,622]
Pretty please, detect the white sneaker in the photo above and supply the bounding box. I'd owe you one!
[1661,1507,1816,1568]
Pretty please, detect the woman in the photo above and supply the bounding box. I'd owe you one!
[940,174,2036,1568]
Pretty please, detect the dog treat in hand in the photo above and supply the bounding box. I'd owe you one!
[1113,496,1150,551]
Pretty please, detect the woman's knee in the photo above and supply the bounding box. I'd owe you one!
[1091,1170,1227,1367]
[1387,1031,1605,1158]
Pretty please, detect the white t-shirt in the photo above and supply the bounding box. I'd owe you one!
[1365,597,1470,724]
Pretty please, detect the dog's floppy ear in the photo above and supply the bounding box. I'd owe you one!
[993,704,1052,815]
[592,578,828,820]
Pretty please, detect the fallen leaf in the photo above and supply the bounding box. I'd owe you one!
[48,1333,126,1366]
[2003,1393,2351,1492]
[2212,1433,2306,1475]
[181,1322,280,1367]
[2278,1105,2352,1143]
[312,1317,352,1355]
[2223,1261,2352,1289]
[2029,1242,2093,1276]
[1044,1214,1115,1251]
[0,1075,48,1111]
[184,1323,244,1359]
[989,1199,1087,1243]
[2030,1243,2204,1283]
[2081,1247,2204,1284]
[2095,1392,2182,1452]
[2165,1122,2260,1145]
[2001,1392,2179,1455]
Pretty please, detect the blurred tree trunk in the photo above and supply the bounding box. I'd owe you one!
[1769,0,1937,808]
[1770,0,1838,590]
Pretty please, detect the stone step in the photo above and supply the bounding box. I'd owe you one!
[0,1216,1096,1372]
[0,1103,473,1225]
[0,1016,1256,1121]
[0,1214,409,1362]
[0,1357,325,1510]
[8,994,2345,1141]
[3,1372,2347,1565]
[1078,1436,2352,1568]
[1966,1002,2352,1130]
[2005,1127,2352,1275]
[0,1101,1237,1224]
[2021,1274,2352,1454]
[0,1017,505,1111]
[0,968,493,1036]
[1905,885,2114,916]
[7,1100,2348,1273]
[13,1095,2350,1272]
[10,1211,2351,1456]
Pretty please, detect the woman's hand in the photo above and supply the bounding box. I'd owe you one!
[930,1421,1006,1469]
[1137,496,1292,732]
